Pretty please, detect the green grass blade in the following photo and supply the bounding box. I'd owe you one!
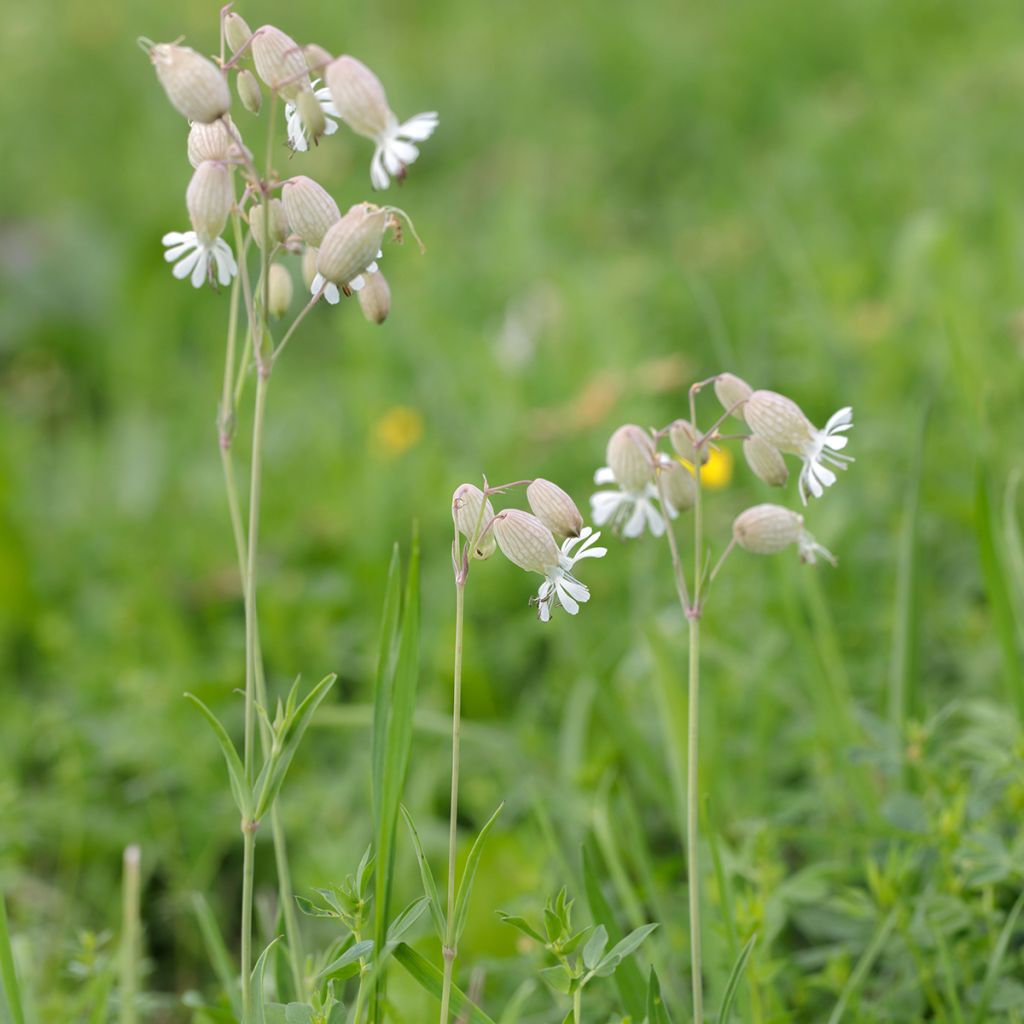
[971,889,1024,1024]
[0,894,26,1024]
[184,692,253,818]
[190,892,242,1019]
[826,910,896,1024]
[974,466,1024,719]
[371,544,403,824]
[452,802,504,944]
[400,805,446,940]
[249,936,282,1024]
[392,942,497,1024]
[581,846,646,1021]
[645,966,675,1024]
[717,934,757,1024]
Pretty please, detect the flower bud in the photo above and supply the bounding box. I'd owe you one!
[452,484,496,560]
[527,478,583,540]
[492,509,560,574]
[317,203,388,286]
[358,270,391,325]
[237,69,262,114]
[607,425,655,492]
[743,436,788,487]
[150,43,231,124]
[249,198,288,251]
[187,117,241,167]
[187,161,234,240]
[745,390,813,456]
[301,247,318,291]
[224,12,253,56]
[732,504,803,555]
[281,176,340,247]
[714,373,752,422]
[304,44,334,74]
[267,263,293,318]
[296,86,327,145]
[325,55,392,139]
[251,25,309,101]
[659,458,696,512]
[668,419,708,465]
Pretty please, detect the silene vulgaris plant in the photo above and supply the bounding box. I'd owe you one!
[140,7,438,1023]
[591,372,853,1022]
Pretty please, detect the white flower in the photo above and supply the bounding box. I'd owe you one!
[370,111,439,190]
[284,81,340,153]
[161,230,237,288]
[798,406,853,504]
[309,249,382,304]
[589,466,670,538]
[533,527,607,622]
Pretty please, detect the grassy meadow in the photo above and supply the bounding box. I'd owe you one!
[2,0,1024,1020]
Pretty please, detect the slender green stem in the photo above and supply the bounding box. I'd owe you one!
[439,581,466,1024]
[241,826,256,1023]
[0,893,26,1024]
[119,845,141,1024]
[352,971,368,1024]
[573,987,582,1024]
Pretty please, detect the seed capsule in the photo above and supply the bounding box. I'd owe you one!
[236,69,262,114]
[150,43,231,124]
[527,478,583,540]
[325,55,392,139]
[358,271,391,324]
[317,203,388,286]
[732,504,803,555]
[743,436,788,487]
[668,419,708,465]
[606,425,655,492]
[251,25,310,101]
[249,198,288,251]
[186,161,234,240]
[281,176,340,247]
[745,390,813,456]
[224,13,253,56]
[452,484,496,560]
[659,458,696,512]
[267,263,293,318]
[714,373,753,422]
[492,509,560,574]
[187,117,242,167]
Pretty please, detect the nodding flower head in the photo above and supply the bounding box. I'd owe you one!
[251,24,310,100]
[187,117,246,168]
[590,425,667,538]
[357,270,391,324]
[527,478,584,541]
[285,81,340,153]
[744,390,853,505]
[186,160,234,241]
[658,456,696,513]
[714,372,753,422]
[325,55,439,189]
[743,435,788,487]
[668,419,707,465]
[281,176,340,248]
[452,483,496,560]
[732,504,836,566]
[493,509,606,622]
[223,13,253,57]
[316,202,389,288]
[149,42,231,124]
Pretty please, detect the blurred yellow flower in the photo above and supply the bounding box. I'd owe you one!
[680,446,733,489]
[372,405,423,458]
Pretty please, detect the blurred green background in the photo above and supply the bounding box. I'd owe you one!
[3,0,1024,1020]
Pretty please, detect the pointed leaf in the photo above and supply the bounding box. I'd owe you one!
[646,967,675,1024]
[185,693,253,817]
[718,934,757,1024]
[582,924,608,971]
[386,896,429,945]
[250,936,282,1024]
[496,913,544,944]
[400,806,446,940]
[371,544,402,822]
[593,923,658,977]
[317,939,373,982]
[452,802,504,943]
[392,942,498,1024]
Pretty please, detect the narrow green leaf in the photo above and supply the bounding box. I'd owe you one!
[582,924,608,971]
[400,806,446,940]
[317,939,373,982]
[452,802,504,943]
[190,893,242,1019]
[250,936,282,1024]
[371,544,403,823]
[185,692,252,817]
[972,890,1024,1024]
[718,934,757,1024]
[386,896,429,945]
[646,967,675,1024]
[0,894,26,1024]
[496,913,544,944]
[582,845,646,1020]
[592,923,658,977]
[392,942,497,1024]
[255,672,338,819]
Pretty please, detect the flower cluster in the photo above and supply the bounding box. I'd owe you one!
[144,11,438,310]
[452,479,606,622]
[590,372,853,571]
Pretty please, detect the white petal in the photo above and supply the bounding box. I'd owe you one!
[554,579,580,616]
[623,502,647,538]
[171,248,202,280]
[161,230,190,245]
[593,466,616,485]
[370,147,390,189]
[398,111,439,141]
